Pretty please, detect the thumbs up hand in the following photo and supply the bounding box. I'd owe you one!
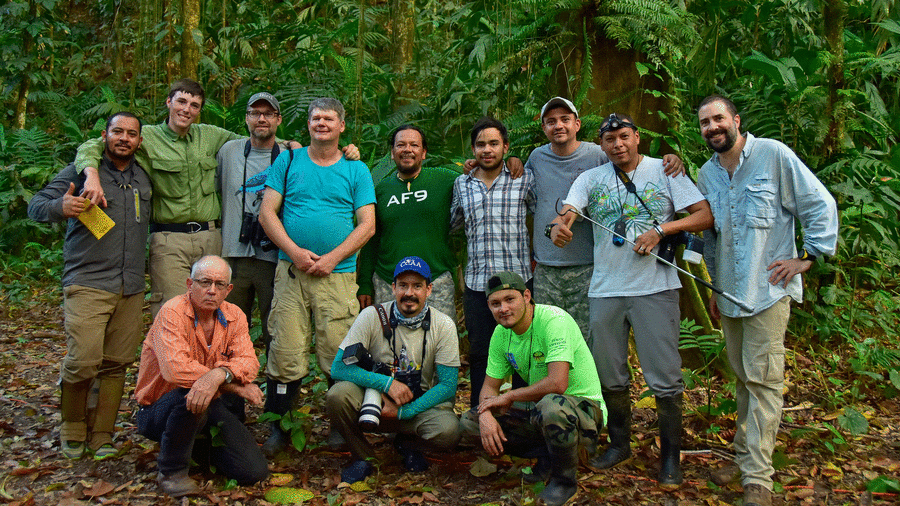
[62,182,90,217]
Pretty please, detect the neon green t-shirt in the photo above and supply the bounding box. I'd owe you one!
[486,304,603,403]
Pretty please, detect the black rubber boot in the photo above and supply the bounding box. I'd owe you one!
[538,443,579,506]
[262,379,300,457]
[589,389,631,469]
[656,393,683,486]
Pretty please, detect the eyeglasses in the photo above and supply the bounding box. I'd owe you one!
[246,111,279,120]
[192,278,230,290]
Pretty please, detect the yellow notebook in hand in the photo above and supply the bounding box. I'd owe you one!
[77,205,115,240]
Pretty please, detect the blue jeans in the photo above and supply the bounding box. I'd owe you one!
[137,388,268,484]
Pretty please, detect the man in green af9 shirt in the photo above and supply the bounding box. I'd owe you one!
[356,125,460,321]
[463,271,605,506]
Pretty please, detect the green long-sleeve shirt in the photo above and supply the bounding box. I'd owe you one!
[357,167,460,297]
[76,122,242,224]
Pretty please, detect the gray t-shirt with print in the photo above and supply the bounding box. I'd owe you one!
[217,139,279,263]
[564,157,704,297]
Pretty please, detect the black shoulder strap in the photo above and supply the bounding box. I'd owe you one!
[283,147,294,198]
[613,164,659,225]
[374,304,392,339]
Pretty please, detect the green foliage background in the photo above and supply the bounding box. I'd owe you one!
[2,0,899,412]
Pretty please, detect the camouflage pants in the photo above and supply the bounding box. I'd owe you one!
[533,264,592,342]
[462,393,604,456]
[372,271,457,324]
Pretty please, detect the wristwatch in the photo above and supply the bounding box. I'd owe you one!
[544,223,558,239]
[221,367,234,384]
[798,249,817,262]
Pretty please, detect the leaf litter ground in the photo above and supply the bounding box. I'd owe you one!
[1,297,898,505]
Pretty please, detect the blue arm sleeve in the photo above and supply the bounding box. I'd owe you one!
[398,364,458,420]
[330,353,393,393]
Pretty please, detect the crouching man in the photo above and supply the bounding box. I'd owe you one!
[326,256,461,483]
[135,255,268,497]
[462,271,606,506]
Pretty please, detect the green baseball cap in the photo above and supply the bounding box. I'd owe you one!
[485,271,528,297]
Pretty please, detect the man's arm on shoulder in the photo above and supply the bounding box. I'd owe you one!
[662,154,685,177]
[74,138,108,207]
[306,203,375,277]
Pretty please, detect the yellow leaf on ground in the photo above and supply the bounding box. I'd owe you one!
[470,457,497,477]
[270,473,294,486]
[264,487,314,504]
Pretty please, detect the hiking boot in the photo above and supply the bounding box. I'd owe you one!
[656,393,683,486]
[92,443,118,460]
[157,470,201,497]
[262,379,300,456]
[328,427,347,450]
[710,463,741,486]
[341,459,373,484]
[743,483,773,506]
[538,444,578,506]
[61,440,86,460]
[589,389,631,469]
[523,456,551,484]
[60,380,92,460]
[394,435,429,472]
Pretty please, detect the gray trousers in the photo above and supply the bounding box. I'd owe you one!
[721,296,790,490]
[226,257,276,346]
[588,290,684,396]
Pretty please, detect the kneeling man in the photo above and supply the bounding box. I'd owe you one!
[135,255,268,497]
[466,271,605,506]
[326,256,461,483]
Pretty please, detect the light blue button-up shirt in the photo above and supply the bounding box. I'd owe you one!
[697,134,838,317]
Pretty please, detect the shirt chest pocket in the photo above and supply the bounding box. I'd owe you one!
[744,183,777,228]
[198,157,218,196]
[150,159,187,198]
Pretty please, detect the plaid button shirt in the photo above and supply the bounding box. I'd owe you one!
[451,163,536,291]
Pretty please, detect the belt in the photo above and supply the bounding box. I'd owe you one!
[150,221,219,234]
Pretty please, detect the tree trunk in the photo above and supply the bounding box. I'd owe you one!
[822,0,847,160]
[390,0,416,99]
[180,0,201,80]
[15,0,37,129]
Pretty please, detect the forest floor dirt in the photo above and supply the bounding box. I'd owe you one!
[1,294,899,506]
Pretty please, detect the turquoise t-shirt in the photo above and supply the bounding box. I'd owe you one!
[266,147,376,272]
[486,304,603,404]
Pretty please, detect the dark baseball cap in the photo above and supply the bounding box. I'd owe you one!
[247,92,280,113]
[485,271,528,297]
[393,256,431,282]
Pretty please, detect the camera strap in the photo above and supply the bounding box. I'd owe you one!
[241,140,283,215]
[613,164,660,226]
[382,303,429,368]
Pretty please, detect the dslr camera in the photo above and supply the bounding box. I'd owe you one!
[238,211,276,252]
[657,231,705,265]
[342,343,392,430]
